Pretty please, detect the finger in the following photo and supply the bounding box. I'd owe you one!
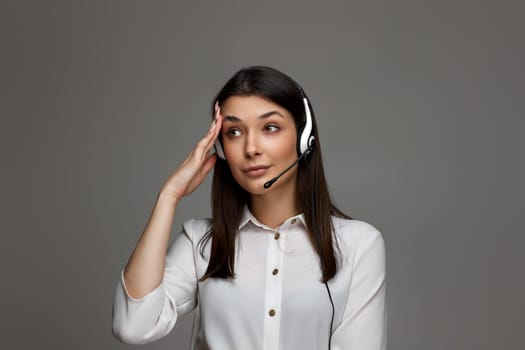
[199,153,217,178]
[201,113,223,157]
[211,110,223,141]
[215,102,221,121]
[185,153,217,194]
[210,112,222,141]
[192,105,224,163]
[206,105,222,137]
[192,114,221,163]
[207,106,222,136]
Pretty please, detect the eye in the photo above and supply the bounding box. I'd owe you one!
[225,128,242,137]
[265,124,280,133]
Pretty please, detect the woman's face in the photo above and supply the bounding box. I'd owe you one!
[220,95,298,196]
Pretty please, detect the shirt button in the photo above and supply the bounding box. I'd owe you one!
[272,268,279,275]
[268,309,276,317]
[291,218,297,224]
[274,232,280,240]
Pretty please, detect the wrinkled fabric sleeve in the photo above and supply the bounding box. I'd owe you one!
[332,229,387,350]
[112,221,200,344]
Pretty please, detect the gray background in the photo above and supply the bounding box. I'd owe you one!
[1,0,523,349]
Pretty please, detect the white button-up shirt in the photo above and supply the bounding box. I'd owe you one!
[113,207,387,349]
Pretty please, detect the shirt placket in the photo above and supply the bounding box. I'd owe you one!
[262,226,286,350]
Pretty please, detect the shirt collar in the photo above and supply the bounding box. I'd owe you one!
[239,205,306,231]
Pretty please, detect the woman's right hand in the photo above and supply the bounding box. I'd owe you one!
[160,103,223,202]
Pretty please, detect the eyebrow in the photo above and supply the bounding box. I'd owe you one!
[223,110,284,122]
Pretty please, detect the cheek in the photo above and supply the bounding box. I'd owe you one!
[271,133,297,160]
[222,142,244,174]
[223,141,240,164]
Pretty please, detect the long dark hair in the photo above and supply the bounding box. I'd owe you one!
[199,66,351,282]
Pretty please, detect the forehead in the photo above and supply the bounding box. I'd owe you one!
[221,95,293,122]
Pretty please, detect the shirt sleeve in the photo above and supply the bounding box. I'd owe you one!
[332,229,387,350]
[112,222,200,344]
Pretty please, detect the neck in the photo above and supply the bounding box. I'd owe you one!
[250,179,299,229]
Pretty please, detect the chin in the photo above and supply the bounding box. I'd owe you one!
[236,180,268,195]
[237,173,297,196]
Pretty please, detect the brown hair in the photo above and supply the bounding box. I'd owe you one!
[199,66,351,282]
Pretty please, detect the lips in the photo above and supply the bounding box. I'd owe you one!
[242,165,271,177]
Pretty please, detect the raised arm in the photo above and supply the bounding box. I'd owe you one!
[123,103,222,298]
[112,104,222,344]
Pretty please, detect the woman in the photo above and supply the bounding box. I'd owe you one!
[112,66,386,350]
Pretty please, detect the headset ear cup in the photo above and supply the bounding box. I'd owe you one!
[307,136,315,154]
[299,97,314,155]
[214,138,226,159]
[297,126,305,156]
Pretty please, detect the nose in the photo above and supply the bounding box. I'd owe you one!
[244,131,262,158]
